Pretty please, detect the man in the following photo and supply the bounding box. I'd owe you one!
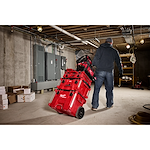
[91,38,123,111]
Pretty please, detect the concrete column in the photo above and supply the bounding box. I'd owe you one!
[0,26,31,87]
[0,27,4,86]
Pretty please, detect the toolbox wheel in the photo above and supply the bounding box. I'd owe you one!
[76,107,84,119]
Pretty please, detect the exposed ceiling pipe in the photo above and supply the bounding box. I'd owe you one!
[9,25,37,36]
[40,38,58,46]
[59,35,124,44]
[131,25,136,45]
[49,25,98,48]
[70,43,85,45]
[60,31,150,45]
[49,25,87,45]
[7,25,81,50]
[86,41,98,48]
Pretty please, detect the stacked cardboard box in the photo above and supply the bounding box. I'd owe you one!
[24,88,31,94]
[7,85,31,104]
[17,88,35,102]
[7,93,17,104]
[7,86,22,104]
[8,86,24,94]
[0,86,8,110]
[0,85,35,104]
[0,86,6,95]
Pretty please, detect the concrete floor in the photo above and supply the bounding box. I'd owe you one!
[0,84,150,125]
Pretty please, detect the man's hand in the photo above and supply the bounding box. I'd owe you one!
[92,66,96,71]
[119,73,123,78]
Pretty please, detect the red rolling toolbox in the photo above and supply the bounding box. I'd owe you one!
[63,69,92,85]
[48,89,86,119]
[48,69,92,119]
[57,77,91,99]
[48,55,95,119]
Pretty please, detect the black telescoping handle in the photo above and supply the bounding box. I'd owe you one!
[76,55,86,63]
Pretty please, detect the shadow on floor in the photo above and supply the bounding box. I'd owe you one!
[0,113,78,125]
[86,98,106,110]
[42,97,57,113]
[43,105,56,113]
[85,107,108,116]
[0,107,109,125]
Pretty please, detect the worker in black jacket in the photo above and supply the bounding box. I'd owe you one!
[91,38,123,111]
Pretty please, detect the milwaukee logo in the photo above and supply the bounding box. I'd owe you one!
[60,94,66,98]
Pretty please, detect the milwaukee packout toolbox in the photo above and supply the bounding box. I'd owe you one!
[76,55,96,81]
[48,55,95,119]
[57,77,91,99]
[49,89,86,118]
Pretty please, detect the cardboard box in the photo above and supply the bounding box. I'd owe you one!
[8,94,17,104]
[8,86,21,93]
[0,86,5,90]
[22,86,29,89]
[16,90,24,95]
[0,99,8,105]
[17,92,35,102]
[0,94,7,100]
[0,104,8,110]
[24,88,31,94]
[0,89,6,95]
[13,88,24,93]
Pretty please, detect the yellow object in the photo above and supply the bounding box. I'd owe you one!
[128,111,150,125]
[140,39,144,44]
[37,26,42,32]
[41,90,44,94]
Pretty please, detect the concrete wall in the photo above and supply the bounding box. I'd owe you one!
[0,26,30,87]
[0,27,4,85]
[60,46,76,77]
[0,26,76,87]
[61,47,76,69]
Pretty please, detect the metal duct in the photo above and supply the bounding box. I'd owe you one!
[40,38,57,46]
[49,25,98,48]
[123,36,133,44]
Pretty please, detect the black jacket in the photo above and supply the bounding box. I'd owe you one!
[92,42,123,74]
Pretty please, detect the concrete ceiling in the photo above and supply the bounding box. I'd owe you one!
[6,25,150,53]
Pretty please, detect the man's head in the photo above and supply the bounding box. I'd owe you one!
[105,38,113,45]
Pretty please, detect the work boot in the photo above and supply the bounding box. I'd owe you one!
[91,107,97,111]
[106,105,113,109]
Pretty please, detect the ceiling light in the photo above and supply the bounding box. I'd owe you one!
[126,44,130,49]
[140,39,144,44]
[139,26,144,44]
[37,26,42,32]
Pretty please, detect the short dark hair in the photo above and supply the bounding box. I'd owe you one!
[105,38,113,43]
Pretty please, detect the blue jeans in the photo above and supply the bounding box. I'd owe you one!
[92,70,114,108]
